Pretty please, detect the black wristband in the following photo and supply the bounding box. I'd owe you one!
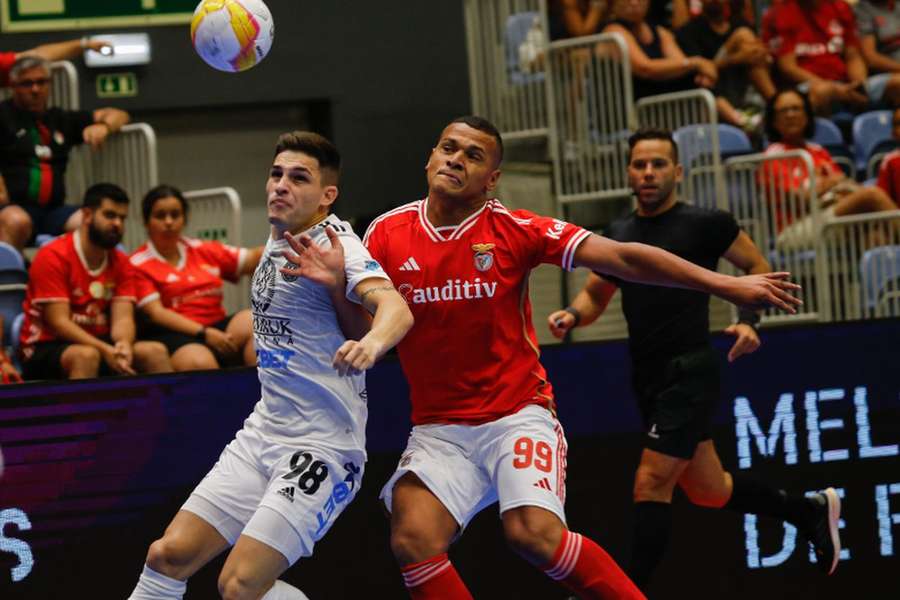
[195,327,206,341]
[737,309,761,329]
[563,306,582,327]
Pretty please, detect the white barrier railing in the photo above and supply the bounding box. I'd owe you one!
[818,211,900,322]
[463,0,548,140]
[724,151,822,324]
[183,187,248,314]
[546,32,634,204]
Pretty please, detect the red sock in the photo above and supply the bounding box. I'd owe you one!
[400,553,473,600]
[543,529,646,600]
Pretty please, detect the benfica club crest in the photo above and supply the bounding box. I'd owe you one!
[472,242,495,272]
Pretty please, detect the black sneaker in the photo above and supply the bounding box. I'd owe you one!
[805,487,841,575]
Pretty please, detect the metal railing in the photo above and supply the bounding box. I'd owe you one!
[546,32,634,204]
[463,0,549,140]
[183,187,248,314]
[818,211,900,322]
[724,151,822,325]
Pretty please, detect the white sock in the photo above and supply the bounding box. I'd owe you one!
[260,580,310,600]
[128,564,187,600]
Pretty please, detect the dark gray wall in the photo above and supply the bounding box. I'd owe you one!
[3,0,472,218]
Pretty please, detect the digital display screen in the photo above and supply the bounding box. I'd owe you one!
[1,319,898,598]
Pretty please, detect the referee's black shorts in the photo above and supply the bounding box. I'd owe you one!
[631,346,721,460]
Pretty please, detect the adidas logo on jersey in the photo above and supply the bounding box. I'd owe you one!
[533,478,553,491]
[277,486,295,502]
[398,257,421,271]
[648,424,660,439]
[397,278,498,305]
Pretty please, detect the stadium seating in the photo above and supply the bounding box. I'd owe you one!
[812,117,855,178]
[861,245,900,311]
[0,241,27,346]
[853,110,893,174]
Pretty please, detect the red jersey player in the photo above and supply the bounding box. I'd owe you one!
[361,116,800,600]
[19,183,171,379]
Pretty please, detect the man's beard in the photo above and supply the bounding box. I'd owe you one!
[88,222,122,249]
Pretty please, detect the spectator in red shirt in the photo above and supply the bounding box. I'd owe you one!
[131,185,262,371]
[760,88,896,249]
[19,183,172,380]
[764,0,900,114]
[875,106,900,204]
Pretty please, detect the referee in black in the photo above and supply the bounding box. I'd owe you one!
[549,128,841,592]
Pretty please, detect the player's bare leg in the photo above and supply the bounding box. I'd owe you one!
[217,535,288,600]
[129,510,230,599]
[678,440,732,507]
[390,473,471,599]
[502,505,644,599]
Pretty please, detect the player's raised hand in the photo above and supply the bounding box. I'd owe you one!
[279,227,346,292]
[547,309,576,339]
[722,272,801,313]
[723,323,761,363]
[332,337,382,376]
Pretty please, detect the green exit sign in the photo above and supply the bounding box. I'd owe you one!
[96,73,138,98]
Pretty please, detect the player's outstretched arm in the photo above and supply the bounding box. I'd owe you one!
[547,272,617,339]
[332,279,413,376]
[573,233,802,313]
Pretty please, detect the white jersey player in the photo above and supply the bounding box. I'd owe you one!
[129,131,413,600]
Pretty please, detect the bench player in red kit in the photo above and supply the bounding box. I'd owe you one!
[362,116,801,600]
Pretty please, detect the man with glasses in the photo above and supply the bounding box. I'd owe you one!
[0,55,130,252]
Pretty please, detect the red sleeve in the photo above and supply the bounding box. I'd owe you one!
[199,241,242,282]
[362,220,387,265]
[112,254,136,301]
[28,247,71,303]
[133,267,159,306]
[521,212,591,271]
[0,52,15,86]
[877,155,899,202]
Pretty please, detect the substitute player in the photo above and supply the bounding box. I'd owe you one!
[361,116,801,600]
[548,128,841,591]
[128,131,413,600]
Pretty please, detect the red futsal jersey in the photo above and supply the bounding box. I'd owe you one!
[876,149,900,207]
[760,141,841,231]
[363,198,591,426]
[20,232,136,356]
[767,0,859,82]
[130,238,246,326]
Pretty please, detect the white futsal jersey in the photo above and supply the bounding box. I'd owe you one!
[240,214,390,453]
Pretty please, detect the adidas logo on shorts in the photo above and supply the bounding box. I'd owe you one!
[277,486,295,503]
[533,477,553,491]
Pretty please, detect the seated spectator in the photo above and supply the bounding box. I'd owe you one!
[677,0,776,131]
[0,56,130,252]
[549,0,609,40]
[875,106,900,205]
[856,0,900,106]
[760,88,896,250]
[603,0,719,101]
[19,183,172,380]
[0,37,110,85]
[0,315,22,383]
[763,0,900,115]
[131,185,262,371]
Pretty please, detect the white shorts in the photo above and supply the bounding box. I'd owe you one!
[380,404,568,530]
[182,426,365,565]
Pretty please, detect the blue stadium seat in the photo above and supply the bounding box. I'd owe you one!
[9,311,23,367]
[717,123,753,158]
[863,138,899,179]
[853,110,893,173]
[673,124,752,207]
[0,241,26,346]
[504,12,545,85]
[812,117,855,178]
[861,245,900,310]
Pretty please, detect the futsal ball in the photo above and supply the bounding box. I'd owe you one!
[191,0,274,73]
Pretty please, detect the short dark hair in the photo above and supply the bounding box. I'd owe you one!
[450,115,504,165]
[765,88,815,142]
[142,184,188,223]
[627,127,679,163]
[273,131,341,185]
[83,183,129,209]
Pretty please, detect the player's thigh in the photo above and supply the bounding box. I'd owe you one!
[381,425,492,534]
[251,445,365,566]
[678,440,731,507]
[148,509,231,579]
[225,310,253,344]
[634,447,691,499]
[391,472,460,550]
[219,528,289,599]
[492,405,568,523]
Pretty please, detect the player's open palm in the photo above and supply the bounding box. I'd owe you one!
[332,337,381,376]
[280,227,346,292]
[725,272,801,313]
